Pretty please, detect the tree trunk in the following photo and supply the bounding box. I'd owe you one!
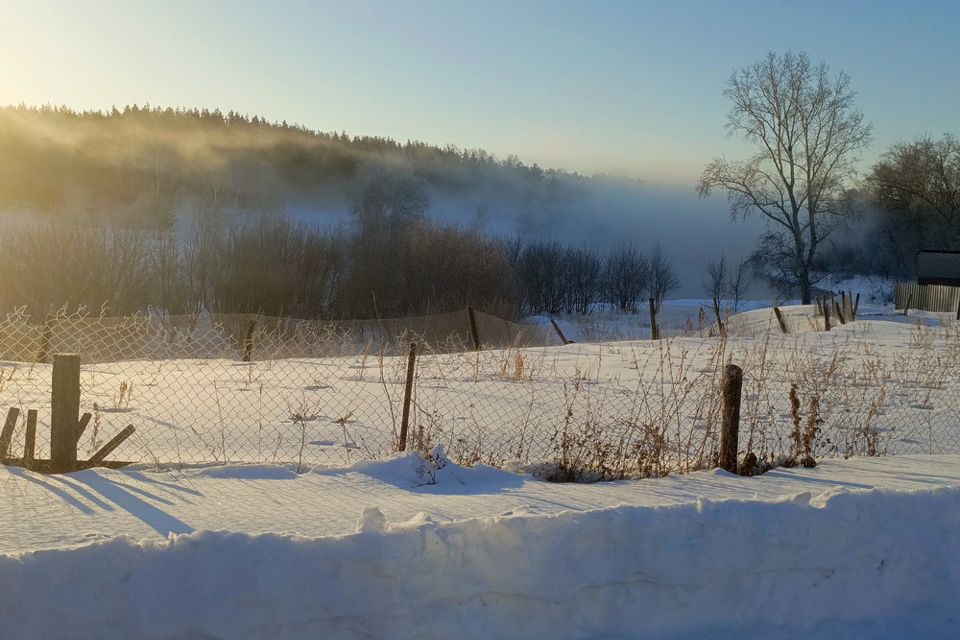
[800,270,812,305]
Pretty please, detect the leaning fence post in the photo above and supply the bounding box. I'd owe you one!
[853,293,860,320]
[466,307,481,351]
[718,363,743,473]
[0,407,19,460]
[648,297,659,340]
[902,293,913,317]
[549,318,570,345]
[398,342,417,452]
[51,353,81,473]
[773,306,788,334]
[85,425,135,468]
[831,293,846,324]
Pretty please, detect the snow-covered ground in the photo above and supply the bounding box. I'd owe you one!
[1,305,959,472]
[1,454,958,639]
[528,298,773,342]
[2,298,960,638]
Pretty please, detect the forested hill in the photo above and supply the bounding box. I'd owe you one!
[0,104,588,226]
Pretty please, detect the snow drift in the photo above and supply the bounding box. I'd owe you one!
[1,484,957,639]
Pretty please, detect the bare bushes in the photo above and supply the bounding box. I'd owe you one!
[500,326,947,482]
[0,223,152,315]
[385,325,944,484]
[511,240,682,317]
[531,341,725,482]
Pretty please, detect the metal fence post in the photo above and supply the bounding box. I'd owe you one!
[398,342,417,452]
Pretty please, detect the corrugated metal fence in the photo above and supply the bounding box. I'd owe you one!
[894,283,960,314]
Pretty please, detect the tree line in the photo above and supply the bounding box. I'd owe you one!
[2,77,957,309]
[0,171,679,319]
[0,104,582,228]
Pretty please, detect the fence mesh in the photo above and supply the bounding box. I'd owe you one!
[0,306,958,476]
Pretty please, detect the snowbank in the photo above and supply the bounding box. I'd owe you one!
[1,484,957,640]
[725,304,822,336]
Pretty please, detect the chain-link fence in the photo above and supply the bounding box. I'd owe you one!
[0,306,958,476]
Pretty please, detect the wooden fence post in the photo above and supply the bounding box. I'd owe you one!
[75,412,92,445]
[0,407,19,460]
[903,293,913,317]
[549,318,570,345]
[773,306,788,334]
[718,364,743,473]
[648,297,659,340]
[853,293,860,320]
[23,409,37,468]
[832,293,846,324]
[466,307,481,351]
[51,353,81,473]
[823,301,831,332]
[86,425,135,468]
[712,297,724,336]
[398,342,417,452]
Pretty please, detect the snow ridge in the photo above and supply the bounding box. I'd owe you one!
[1,485,958,639]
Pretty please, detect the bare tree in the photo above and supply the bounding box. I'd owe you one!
[703,252,728,304]
[517,241,567,315]
[603,243,648,313]
[727,259,752,312]
[149,231,190,315]
[0,223,152,315]
[564,246,602,314]
[697,52,871,303]
[350,166,429,233]
[648,244,679,312]
[868,135,960,249]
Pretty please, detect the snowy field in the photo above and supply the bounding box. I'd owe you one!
[0,454,958,639]
[1,305,958,473]
[1,303,960,638]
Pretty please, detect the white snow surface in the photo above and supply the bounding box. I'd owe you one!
[1,454,959,639]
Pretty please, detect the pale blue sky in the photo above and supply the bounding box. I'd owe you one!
[1,0,957,183]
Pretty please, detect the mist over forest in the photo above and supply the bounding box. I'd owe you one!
[0,103,953,318]
[0,105,760,301]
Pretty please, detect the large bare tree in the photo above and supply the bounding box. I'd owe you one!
[868,135,960,249]
[697,52,871,303]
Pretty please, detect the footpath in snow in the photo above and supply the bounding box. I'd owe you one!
[1,455,959,639]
